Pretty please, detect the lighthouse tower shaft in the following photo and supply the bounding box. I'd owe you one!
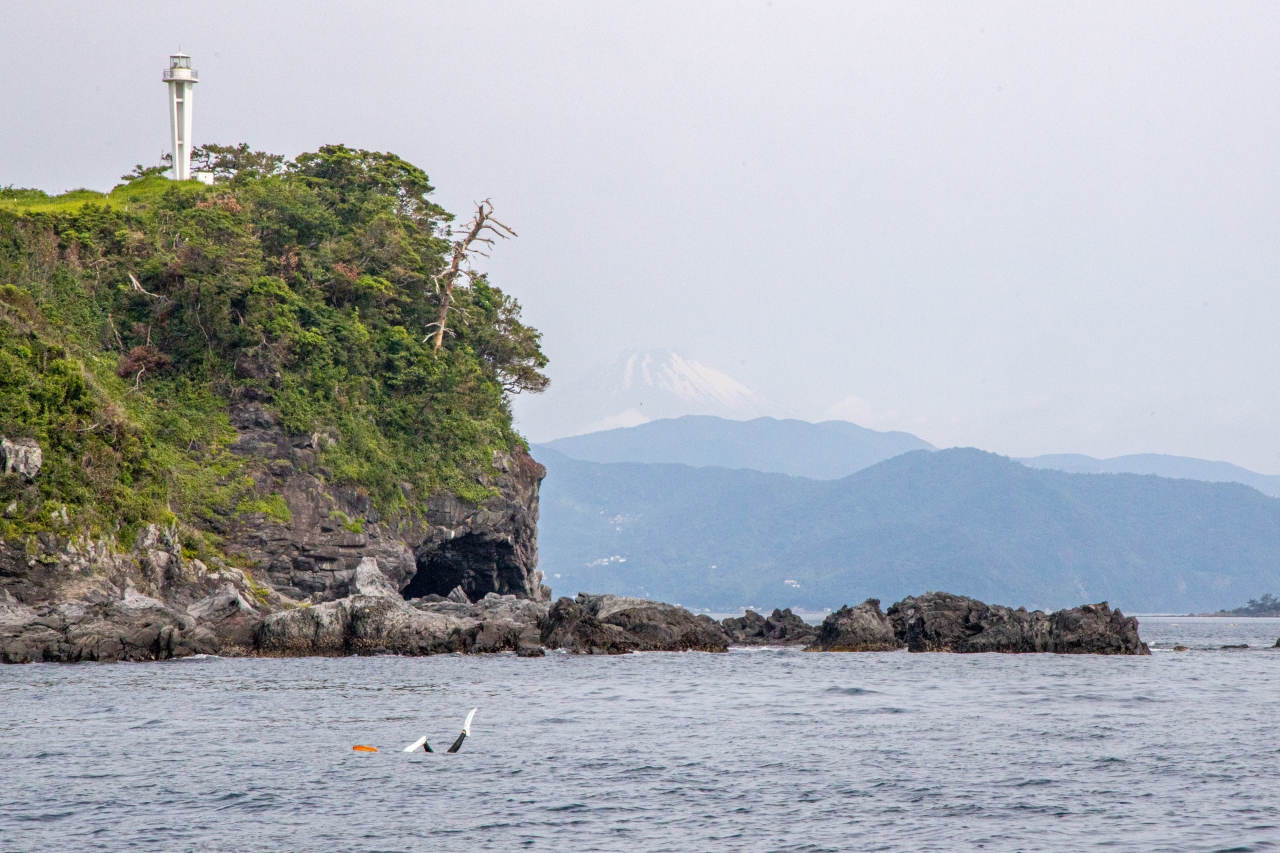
[162,54,198,180]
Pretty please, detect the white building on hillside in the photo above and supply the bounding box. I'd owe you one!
[162,53,199,181]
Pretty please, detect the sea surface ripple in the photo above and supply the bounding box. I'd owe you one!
[1,616,1278,852]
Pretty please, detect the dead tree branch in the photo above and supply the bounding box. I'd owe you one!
[128,273,166,302]
[425,200,515,352]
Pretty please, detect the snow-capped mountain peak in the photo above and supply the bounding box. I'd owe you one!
[514,349,786,440]
[617,351,763,409]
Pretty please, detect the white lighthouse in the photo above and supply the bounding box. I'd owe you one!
[162,53,198,181]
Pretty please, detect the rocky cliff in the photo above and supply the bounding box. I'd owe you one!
[0,413,550,663]
[1,146,561,663]
[218,401,548,605]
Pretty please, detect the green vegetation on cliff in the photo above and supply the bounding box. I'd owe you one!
[0,145,547,549]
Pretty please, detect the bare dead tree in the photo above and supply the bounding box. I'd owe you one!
[127,273,166,302]
[424,200,515,352]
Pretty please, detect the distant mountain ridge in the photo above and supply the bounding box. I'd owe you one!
[536,415,935,480]
[534,447,1280,614]
[1021,453,1280,498]
[536,413,1280,496]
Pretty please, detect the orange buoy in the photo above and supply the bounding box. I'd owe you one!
[352,745,378,752]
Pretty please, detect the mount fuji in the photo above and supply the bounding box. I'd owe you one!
[513,349,786,440]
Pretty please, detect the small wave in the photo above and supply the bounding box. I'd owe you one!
[851,707,909,715]
[824,686,880,696]
[129,718,165,729]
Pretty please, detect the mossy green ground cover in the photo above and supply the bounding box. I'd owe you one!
[0,146,546,552]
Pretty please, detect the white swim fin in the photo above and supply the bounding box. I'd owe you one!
[402,735,431,753]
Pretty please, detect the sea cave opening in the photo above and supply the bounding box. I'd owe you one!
[401,533,525,602]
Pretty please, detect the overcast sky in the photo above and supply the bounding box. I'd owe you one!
[4,2,1280,471]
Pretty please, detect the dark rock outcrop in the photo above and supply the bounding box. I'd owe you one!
[0,521,288,663]
[804,599,903,652]
[541,593,729,654]
[722,608,817,646]
[886,591,1149,655]
[538,597,637,655]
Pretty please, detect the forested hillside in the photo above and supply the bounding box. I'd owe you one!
[0,145,547,562]
[536,447,1280,613]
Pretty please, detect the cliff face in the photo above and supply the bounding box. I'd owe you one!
[219,402,548,605]
[411,448,548,603]
[0,428,547,663]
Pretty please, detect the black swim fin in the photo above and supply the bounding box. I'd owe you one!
[446,708,478,754]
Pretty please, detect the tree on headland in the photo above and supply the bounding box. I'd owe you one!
[191,144,284,181]
[1222,593,1280,616]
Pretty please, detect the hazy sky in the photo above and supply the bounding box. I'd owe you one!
[4,2,1280,471]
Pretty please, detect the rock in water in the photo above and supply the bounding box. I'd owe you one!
[886,591,1040,653]
[539,597,637,655]
[0,595,219,663]
[886,591,1149,655]
[541,593,729,654]
[805,599,903,652]
[0,437,41,480]
[722,609,766,642]
[1047,601,1149,655]
[255,592,549,657]
[722,608,817,646]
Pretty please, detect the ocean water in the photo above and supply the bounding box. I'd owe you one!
[1,616,1277,853]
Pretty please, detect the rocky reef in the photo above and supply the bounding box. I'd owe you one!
[722,607,816,646]
[541,593,729,654]
[2,563,1156,661]
[256,569,548,659]
[805,599,903,651]
[879,591,1149,655]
